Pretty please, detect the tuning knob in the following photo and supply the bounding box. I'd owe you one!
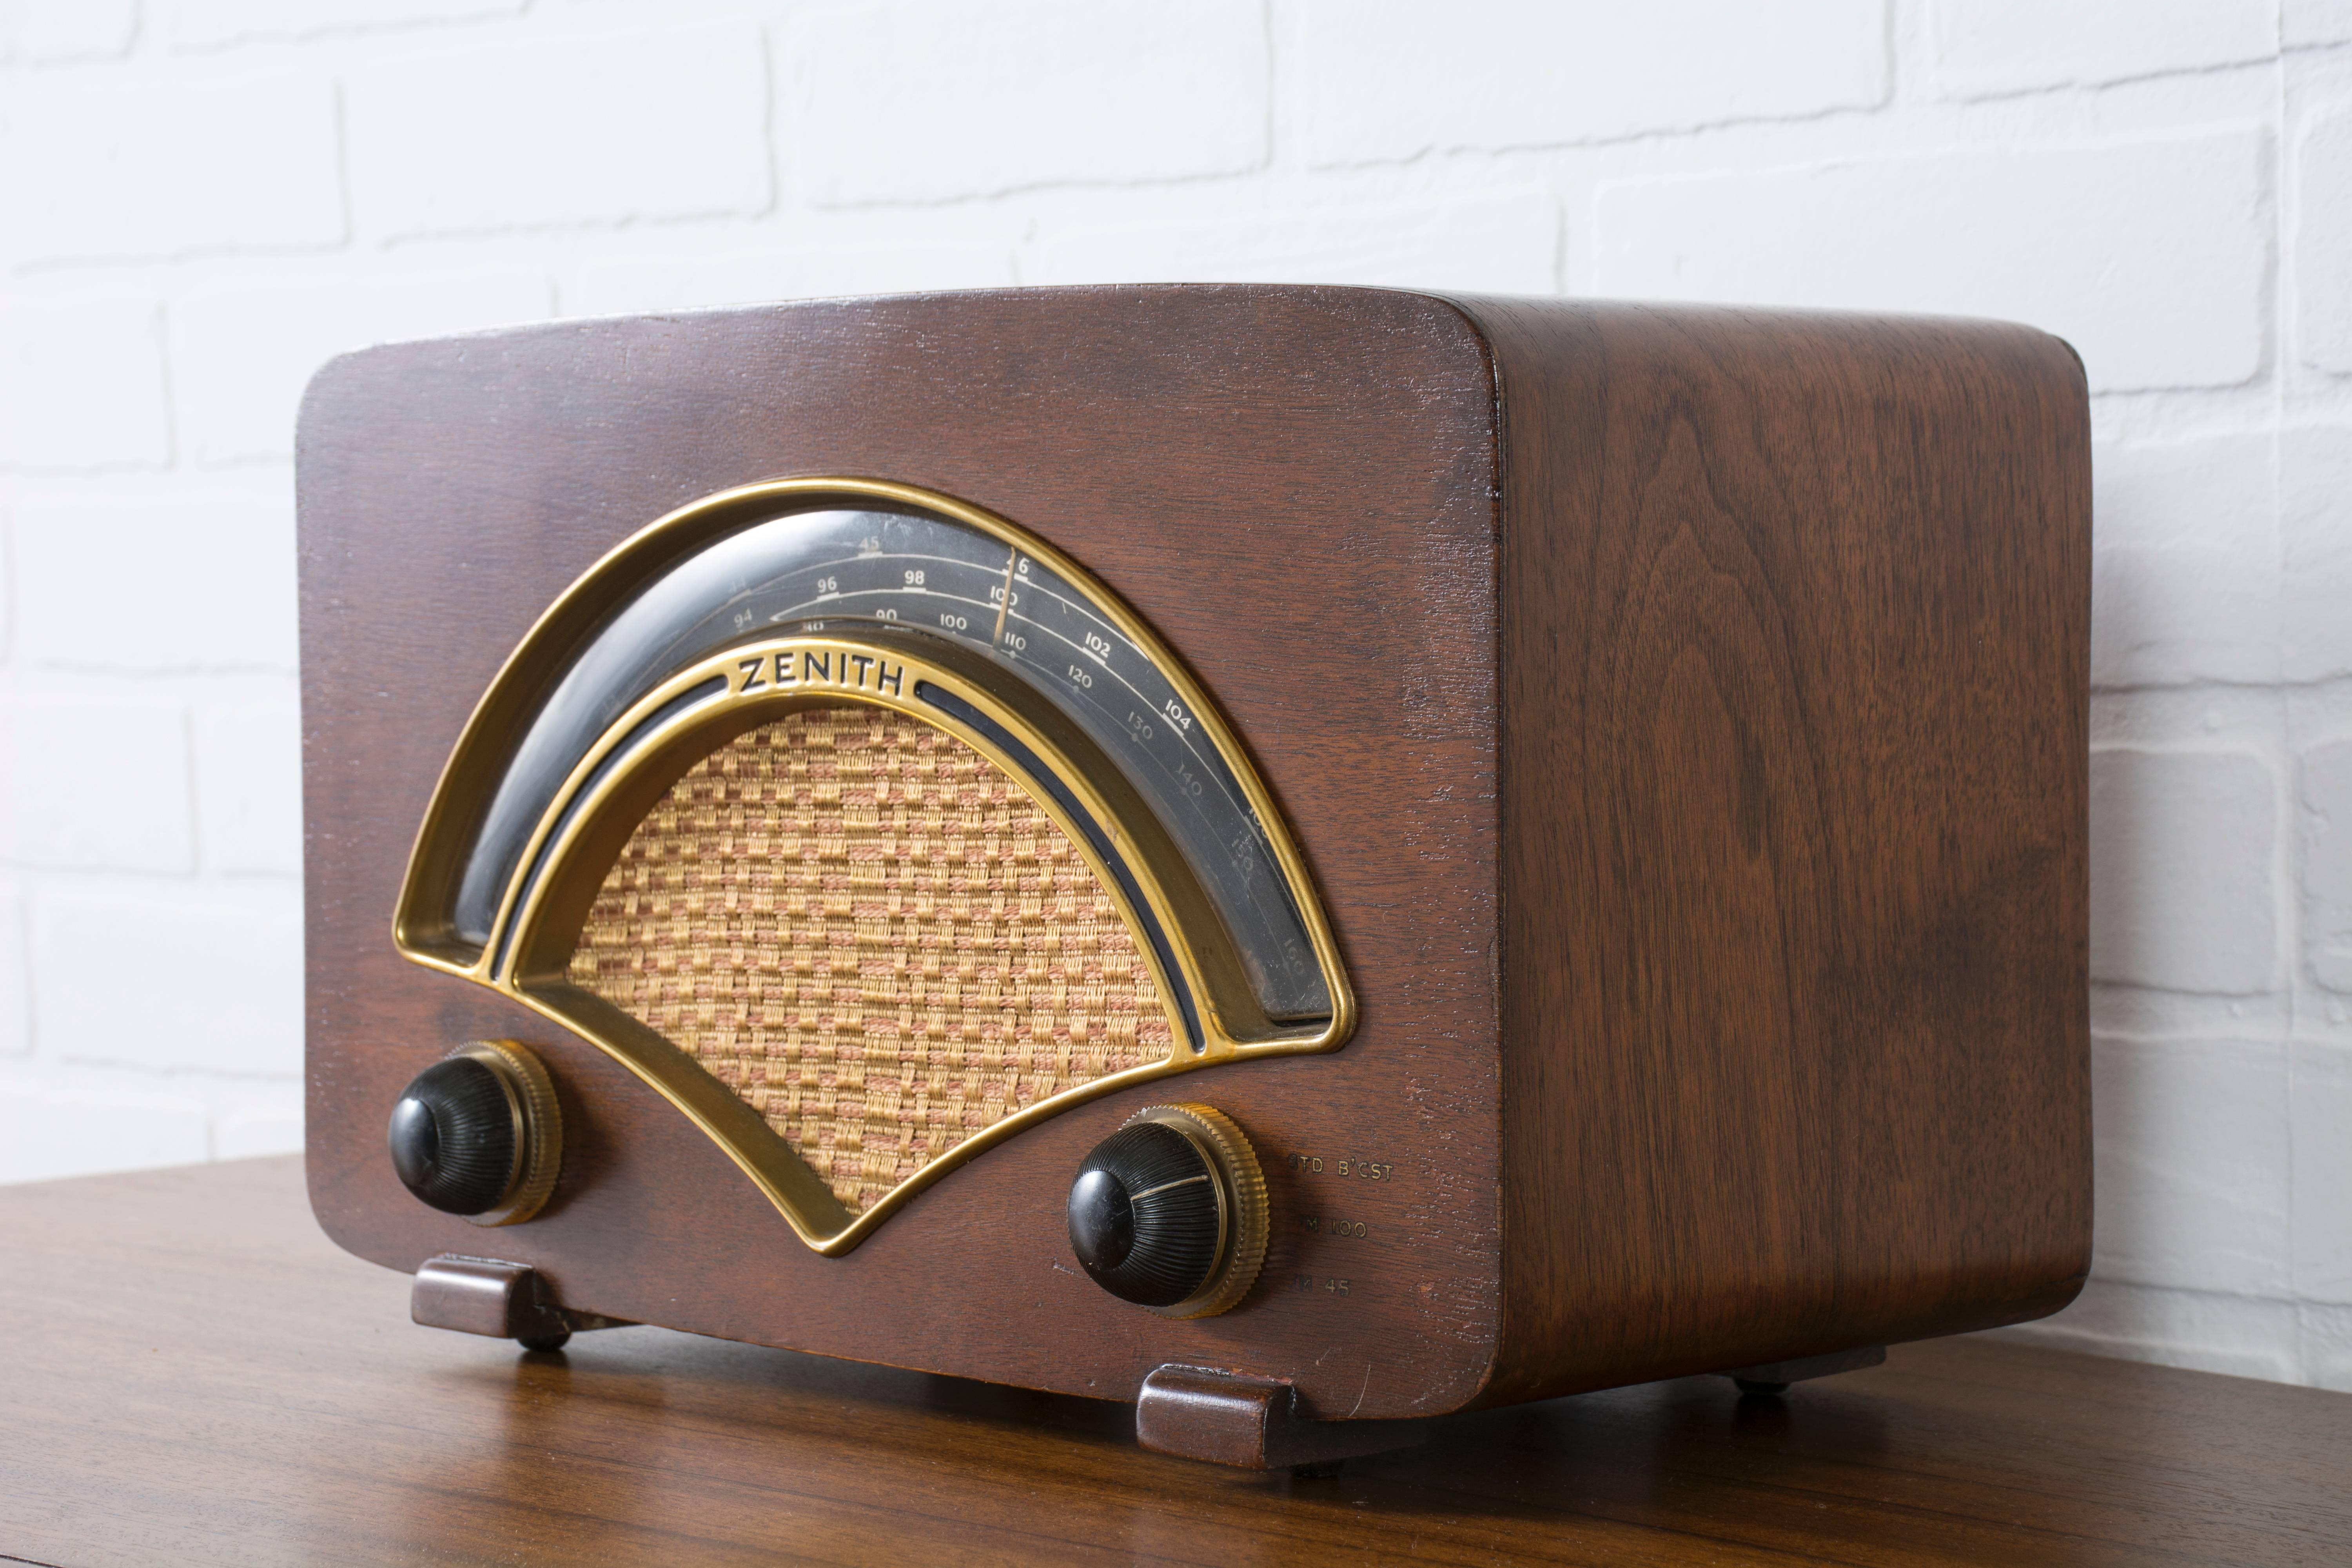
[1067,1104,1268,1319]
[387,1041,561,1226]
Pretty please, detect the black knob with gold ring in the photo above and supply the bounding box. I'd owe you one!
[387,1040,562,1226]
[1067,1104,1268,1319]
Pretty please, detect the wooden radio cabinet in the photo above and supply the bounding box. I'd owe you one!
[297,285,2091,1467]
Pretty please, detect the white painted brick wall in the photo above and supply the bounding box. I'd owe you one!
[2308,740,2352,991]
[2293,0,2352,48]
[0,888,27,1056]
[2297,107,2352,373]
[2092,432,2280,686]
[0,0,2346,1395]
[0,697,194,871]
[2090,749,2277,992]
[1,0,137,64]
[2092,1033,2291,1297]
[571,240,1018,317]
[786,1,1269,204]
[0,290,172,471]
[2284,424,2352,680]
[15,496,297,667]
[2295,1042,2352,1317]
[1594,131,2270,392]
[1298,0,1889,162]
[350,24,771,236]
[34,890,301,1073]
[194,704,303,875]
[1932,0,2279,97]
[1035,190,1562,292]
[0,71,343,263]
[163,0,530,54]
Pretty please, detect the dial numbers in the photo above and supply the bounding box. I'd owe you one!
[457,503,1332,1025]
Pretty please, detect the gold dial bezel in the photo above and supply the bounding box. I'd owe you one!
[391,478,1354,1255]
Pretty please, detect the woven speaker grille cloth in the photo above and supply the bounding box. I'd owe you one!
[570,705,1175,1214]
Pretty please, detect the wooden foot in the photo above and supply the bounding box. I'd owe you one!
[1135,1365,1430,1470]
[1724,1345,1886,1396]
[410,1256,629,1351]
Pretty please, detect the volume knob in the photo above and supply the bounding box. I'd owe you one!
[1067,1104,1268,1319]
[387,1041,562,1226]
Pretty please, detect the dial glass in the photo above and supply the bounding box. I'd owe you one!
[456,503,1332,1025]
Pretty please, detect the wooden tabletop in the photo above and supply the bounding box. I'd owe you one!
[3,1158,2348,1566]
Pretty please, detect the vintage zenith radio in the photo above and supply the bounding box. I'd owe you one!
[297,285,2092,1469]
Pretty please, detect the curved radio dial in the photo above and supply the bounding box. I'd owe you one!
[1067,1104,1267,1319]
[387,1041,562,1226]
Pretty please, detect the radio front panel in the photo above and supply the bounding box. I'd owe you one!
[299,285,1510,1428]
[389,474,1353,1254]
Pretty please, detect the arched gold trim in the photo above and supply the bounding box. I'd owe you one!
[392,479,1354,1254]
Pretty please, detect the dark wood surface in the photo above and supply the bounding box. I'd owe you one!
[296,285,1507,1421]
[1464,298,2094,1399]
[5,1158,2349,1567]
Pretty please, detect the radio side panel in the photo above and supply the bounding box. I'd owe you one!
[296,285,1508,1419]
[1467,299,2094,1402]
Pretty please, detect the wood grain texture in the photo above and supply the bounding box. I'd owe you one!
[4,1159,2346,1568]
[297,285,1506,1421]
[297,285,2091,1422]
[1459,299,2092,1401]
